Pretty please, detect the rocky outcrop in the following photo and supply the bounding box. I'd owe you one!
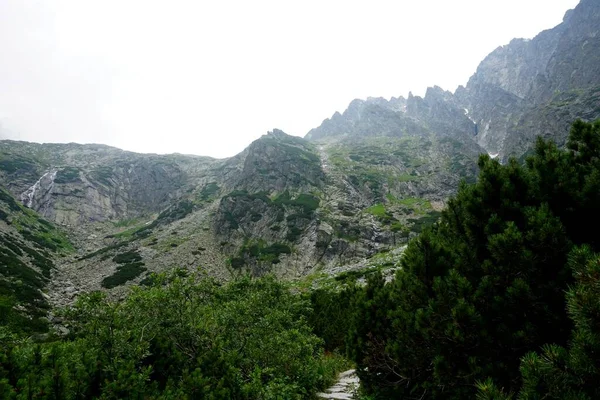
[0,141,214,226]
[455,0,600,159]
[1,0,599,306]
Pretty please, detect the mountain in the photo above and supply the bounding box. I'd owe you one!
[455,0,600,159]
[0,123,470,308]
[310,0,600,162]
[0,0,599,313]
[0,185,72,331]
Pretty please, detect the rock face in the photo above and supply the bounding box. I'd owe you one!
[0,141,214,227]
[0,0,598,308]
[455,0,600,158]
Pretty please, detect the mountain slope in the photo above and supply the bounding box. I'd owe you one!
[0,0,598,307]
[455,0,600,158]
[0,186,72,331]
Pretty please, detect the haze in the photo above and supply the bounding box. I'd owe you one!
[0,0,579,158]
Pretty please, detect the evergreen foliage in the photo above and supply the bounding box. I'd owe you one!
[316,120,600,398]
[0,272,347,399]
[3,119,600,398]
[478,246,600,400]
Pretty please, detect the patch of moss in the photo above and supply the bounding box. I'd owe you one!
[365,204,386,217]
[112,218,141,228]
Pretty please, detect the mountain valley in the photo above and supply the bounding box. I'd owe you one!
[2,0,600,398]
[1,0,600,313]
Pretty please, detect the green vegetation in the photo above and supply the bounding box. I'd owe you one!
[112,250,142,264]
[103,200,195,244]
[225,190,271,203]
[111,217,141,228]
[273,191,320,213]
[79,241,128,261]
[0,188,73,253]
[307,120,600,399]
[89,166,114,186]
[261,135,321,164]
[198,181,220,201]
[0,273,348,399]
[396,173,418,182]
[5,120,600,398]
[333,219,361,242]
[54,166,80,184]
[231,240,293,269]
[101,262,147,289]
[155,199,194,224]
[100,251,146,288]
[407,211,441,233]
[365,203,386,217]
[221,190,319,242]
[0,233,51,332]
[387,194,432,212]
[478,247,600,400]
[0,188,23,212]
[0,189,74,334]
[0,154,37,174]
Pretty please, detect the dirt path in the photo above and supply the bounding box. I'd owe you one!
[317,369,359,399]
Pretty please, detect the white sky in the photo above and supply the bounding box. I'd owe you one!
[0,0,580,158]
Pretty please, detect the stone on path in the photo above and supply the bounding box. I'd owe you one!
[317,369,359,400]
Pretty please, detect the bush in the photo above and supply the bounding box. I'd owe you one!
[101,262,147,289]
[0,273,348,399]
[349,120,600,398]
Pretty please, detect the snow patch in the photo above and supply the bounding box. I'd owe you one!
[489,153,499,159]
[463,108,476,124]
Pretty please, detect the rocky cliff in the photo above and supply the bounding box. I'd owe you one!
[1,0,599,311]
[455,0,600,158]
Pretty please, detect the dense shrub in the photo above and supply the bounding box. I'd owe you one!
[344,119,600,398]
[0,273,346,399]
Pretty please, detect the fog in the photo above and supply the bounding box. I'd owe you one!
[0,0,579,158]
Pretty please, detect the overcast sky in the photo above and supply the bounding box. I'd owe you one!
[0,0,579,158]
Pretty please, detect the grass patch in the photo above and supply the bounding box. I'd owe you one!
[365,204,386,217]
